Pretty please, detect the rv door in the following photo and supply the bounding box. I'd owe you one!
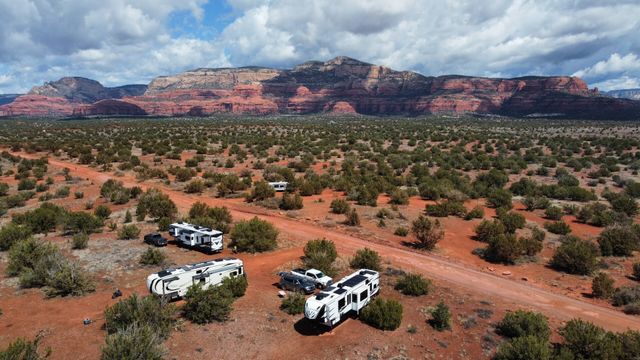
[190,234,195,246]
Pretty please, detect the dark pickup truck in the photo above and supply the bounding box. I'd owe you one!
[144,233,168,247]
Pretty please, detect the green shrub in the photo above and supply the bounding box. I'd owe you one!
[63,211,104,234]
[74,191,84,199]
[394,273,431,296]
[247,181,275,202]
[430,302,452,331]
[394,227,409,237]
[425,201,467,217]
[520,236,543,256]
[157,217,171,231]
[281,292,305,315]
[118,224,141,240]
[497,210,526,234]
[494,335,552,360]
[473,219,504,243]
[124,210,132,223]
[592,272,616,299]
[101,324,164,360]
[18,178,36,191]
[544,206,563,220]
[360,298,403,331]
[522,196,551,211]
[551,236,600,275]
[544,220,572,235]
[345,208,360,226]
[487,234,522,264]
[486,188,513,209]
[181,283,234,324]
[139,247,167,266]
[55,186,70,198]
[303,238,338,277]
[137,188,178,220]
[0,182,9,196]
[563,204,580,215]
[611,195,639,217]
[280,192,303,210]
[104,292,176,339]
[7,237,57,276]
[612,286,640,308]
[531,227,546,242]
[633,262,640,281]
[330,199,351,214]
[72,232,89,250]
[497,310,551,340]
[220,274,248,298]
[411,215,444,250]
[229,217,278,253]
[350,247,382,271]
[597,225,639,257]
[184,180,206,194]
[558,319,622,360]
[94,205,112,220]
[0,336,51,359]
[0,223,33,251]
[464,205,485,220]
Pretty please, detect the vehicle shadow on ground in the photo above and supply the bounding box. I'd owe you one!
[294,316,354,336]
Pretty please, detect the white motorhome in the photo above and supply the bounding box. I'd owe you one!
[268,181,288,192]
[168,222,223,253]
[146,257,244,300]
[304,269,380,328]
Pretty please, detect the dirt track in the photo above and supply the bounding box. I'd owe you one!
[17,153,640,333]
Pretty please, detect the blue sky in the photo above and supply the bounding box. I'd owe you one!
[0,0,639,94]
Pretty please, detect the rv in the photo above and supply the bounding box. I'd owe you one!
[146,257,244,300]
[168,222,223,253]
[304,269,380,328]
[268,181,288,192]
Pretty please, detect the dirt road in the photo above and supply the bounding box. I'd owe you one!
[17,153,640,333]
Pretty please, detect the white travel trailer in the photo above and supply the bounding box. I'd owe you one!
[268,181,288,192]
[304,269,380,328]
[146,257,244,300]
[168,222,223,253]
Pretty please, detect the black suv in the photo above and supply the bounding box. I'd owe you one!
[144,233,168,247]
[277,272,316,294]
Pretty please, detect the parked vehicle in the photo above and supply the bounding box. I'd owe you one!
[169,222,223,253]
[268,181,288,191]
[277,272,316,294]
[291,268,333,289]
[304,269,380,328]
[147,257,245,301]
[144,233,168,247]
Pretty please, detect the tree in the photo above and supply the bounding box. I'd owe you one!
[220,275,248,298]
[124,210,132,223]
[139,248,167,265]
[360,298,403,331]
[486,188,513,209]
[592,272,615,299]
[497,310,551,340]
[280,293,305,315]
[72,232,89,250]
[520,236,543,256]
[494,335,552,360]
[544,220,572,235]
[350,247,382,271]
[101,324,164,360]
[487,234,523,264]
[551,235,601,275]
[280,192,303,210]
[94,205,112,220]
[0,182,9,196]
[184,180,205,193]
[394,273,431,296]
[633,262,640,281]
[229,217,278,253]
[303,238,338,277]
[597,225,639,257]
[138,188,177,220]
[0,223,33,251]
[0,336,51,360]
[182,283,234,324]
[345,208,360,226]
[330,199,351,214]
[473,219,504,243]
[157,217,171,232]
[188,201,209,218]
[430,302,452,331]
[558,319,622,360]
[118,224,141,240]
[544,206,563,220]
[247,181,275,202]
[498,210,526,234]
[411,215,444,250]
[388,189,410,205]
[611,195,639,217]
[103,292,176,339]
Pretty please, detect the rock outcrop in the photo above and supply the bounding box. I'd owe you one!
[3,57,640,119]
[28,77,147,103]
[0,95,79,116]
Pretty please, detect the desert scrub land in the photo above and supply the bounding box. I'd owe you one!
[0,115,639,359]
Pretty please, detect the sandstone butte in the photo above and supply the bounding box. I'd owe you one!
[2,56,640,119]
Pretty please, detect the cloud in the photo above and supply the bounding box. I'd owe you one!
[0,0,639,93]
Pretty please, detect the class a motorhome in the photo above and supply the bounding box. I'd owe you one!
[268,181,288,192]
[146,257,244,300]
[304,269,380,328]
[168,222,223,253]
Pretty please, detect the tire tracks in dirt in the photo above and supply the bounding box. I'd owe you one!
[17,153,640,333]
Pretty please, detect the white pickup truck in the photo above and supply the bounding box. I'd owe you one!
[291,268,333,289]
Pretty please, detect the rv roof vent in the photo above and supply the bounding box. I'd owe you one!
[178,221,183,224]
[338,283,344,288]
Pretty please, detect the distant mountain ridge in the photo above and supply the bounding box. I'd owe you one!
[604,89,640,100]
[0,94,21,106]
[1,57,640,119]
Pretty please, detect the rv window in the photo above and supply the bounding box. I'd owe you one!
[196,270,202,274]
[347,295,351,304]
[231,271,237,277]
[199,278,205,284]
[360,290,368,302]
[338,298,345,309]
[352,294,357,303]
[238,268,243,275]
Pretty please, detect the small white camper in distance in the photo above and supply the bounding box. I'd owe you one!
[268,181,288,192]
[168,222,223,253]
[304,269,380,327]
[146,257,244,300]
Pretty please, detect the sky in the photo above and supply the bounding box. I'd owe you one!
[0,0,639,94]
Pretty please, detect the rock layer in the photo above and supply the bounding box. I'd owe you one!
[29,77,147,103]
[3,57,640,119]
